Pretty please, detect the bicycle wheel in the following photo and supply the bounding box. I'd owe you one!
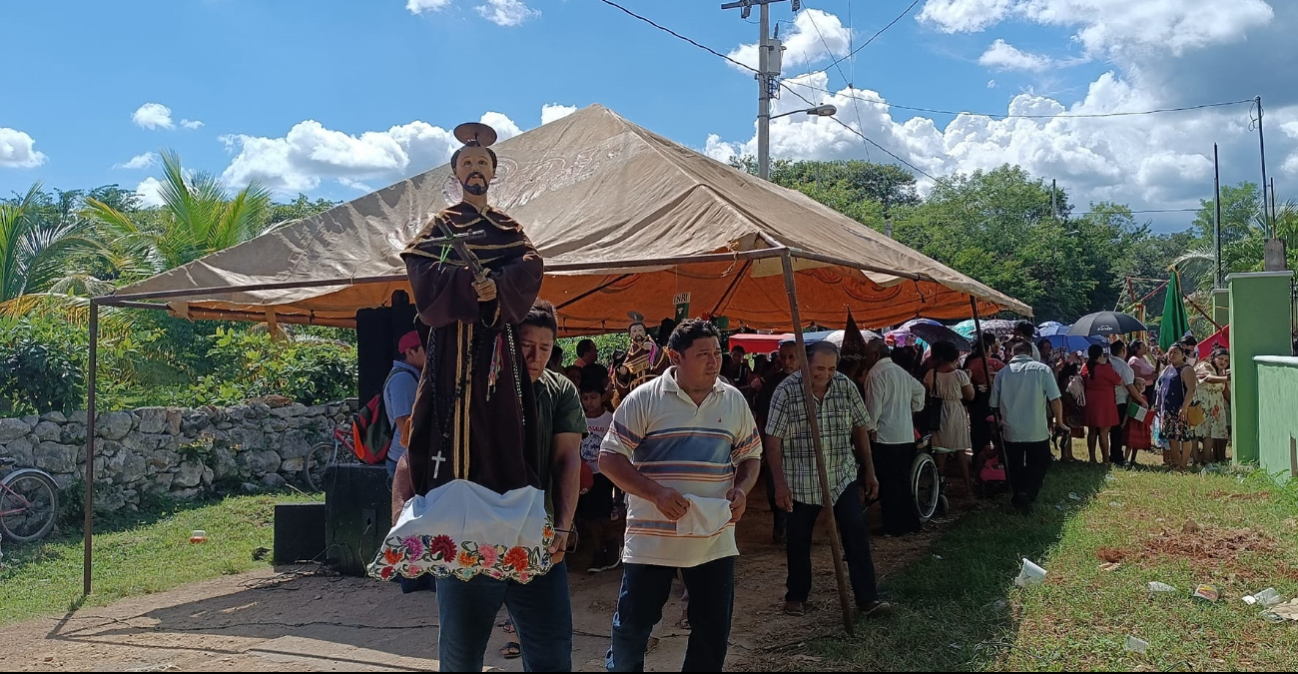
[911,452,941,523]
[1,470,59,543]
[301,442,335,492]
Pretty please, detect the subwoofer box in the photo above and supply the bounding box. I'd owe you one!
[273,501,327,566]
[323,464,392,577]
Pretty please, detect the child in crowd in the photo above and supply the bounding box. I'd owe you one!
[577,377,622,574]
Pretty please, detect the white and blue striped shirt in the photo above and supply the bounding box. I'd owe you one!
[601,368,762,568]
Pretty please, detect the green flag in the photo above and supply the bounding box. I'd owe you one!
[1159,270,1191,352]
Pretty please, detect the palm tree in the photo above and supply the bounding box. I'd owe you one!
[0,183,114,315]
[85,150,273,277]
[1173,199,1298,292]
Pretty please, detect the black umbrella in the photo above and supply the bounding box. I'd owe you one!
[1068,311,1148,337]
[905,323,972,351]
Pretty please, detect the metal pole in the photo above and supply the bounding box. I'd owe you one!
[970,297,1013,496]
[83,301,99,597]
[757,1,772,180]
[1257,96,1272,236]
[1215,144,1222,288]
[779,251,855,635]
[1271,177,1278,229]
[1051,179,1058,219]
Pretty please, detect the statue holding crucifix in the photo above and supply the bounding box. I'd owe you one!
[372,122,552,587]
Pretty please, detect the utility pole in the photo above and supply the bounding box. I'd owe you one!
[722,0,798,180]
[1214,144,1222,288]
[1051,179,1058,219]
[1256,96,1272,235]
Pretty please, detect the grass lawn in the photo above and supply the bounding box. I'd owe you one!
[0,492,320,626]
[810,461,1298,672]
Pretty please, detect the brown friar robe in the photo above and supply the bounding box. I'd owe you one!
[402,202,544,497]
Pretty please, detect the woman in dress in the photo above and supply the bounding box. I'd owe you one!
[964,333,1006,456]
[924,341,975,495]
[1081,344,1124,463]
[1124,341,1157,464]
[1156,344,1199,471]
[1193,347,1231,465]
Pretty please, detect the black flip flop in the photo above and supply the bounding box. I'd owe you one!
[500,642,522,659]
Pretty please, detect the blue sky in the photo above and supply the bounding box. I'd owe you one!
[3,1,1296,231]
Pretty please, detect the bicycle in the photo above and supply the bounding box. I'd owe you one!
[0,457,59,543]
[302,425,354,492]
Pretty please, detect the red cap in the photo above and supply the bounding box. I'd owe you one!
[398,331,422,354]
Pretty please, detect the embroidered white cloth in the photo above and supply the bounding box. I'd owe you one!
[368,479,555,584]
[677,495,734,537]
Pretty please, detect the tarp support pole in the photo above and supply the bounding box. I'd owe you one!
[970,297,1014,496]
[83,301,99,597]
[779,250,855,636]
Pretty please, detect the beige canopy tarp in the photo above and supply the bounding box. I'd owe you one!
[111,104,1029,333]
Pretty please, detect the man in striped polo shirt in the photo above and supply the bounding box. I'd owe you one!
[600,319,763,672]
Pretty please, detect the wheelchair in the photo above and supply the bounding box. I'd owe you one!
[911,433,950,523]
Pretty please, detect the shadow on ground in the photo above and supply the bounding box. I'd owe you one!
[805,460,1113,672]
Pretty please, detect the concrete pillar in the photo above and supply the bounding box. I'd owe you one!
[1228,271,1295,464]
[1212,288,1230,327]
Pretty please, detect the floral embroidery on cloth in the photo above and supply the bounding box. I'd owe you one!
[367,479,555,584]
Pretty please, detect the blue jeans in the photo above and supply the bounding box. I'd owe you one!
[435,561,572,672]
[385,457,399,481]
[606,557,735,672]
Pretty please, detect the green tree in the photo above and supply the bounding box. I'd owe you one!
[84,150,273,277]
[0,183,111,306]
[1192,181,1261,246]
[266,193,340,230]
[727,156,916,225]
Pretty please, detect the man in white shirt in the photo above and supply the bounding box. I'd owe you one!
[599,319,762,672]
[990,339,1066,514]
[862,339,926,536]
[1106,340,1147,466]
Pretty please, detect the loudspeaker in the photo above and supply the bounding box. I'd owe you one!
[273,502,326,566]
[356,292,419,405]
[323,464,393,577]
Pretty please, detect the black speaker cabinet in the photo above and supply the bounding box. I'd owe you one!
[356,293,419,405]
[323,464,393,577]
[273,502,326,565]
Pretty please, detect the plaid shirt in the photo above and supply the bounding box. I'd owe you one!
[765,372,872,506]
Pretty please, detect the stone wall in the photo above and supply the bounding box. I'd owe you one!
[0,397,358,512]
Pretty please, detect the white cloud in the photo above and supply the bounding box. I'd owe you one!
[219,110,526,194]
[541,104,578,125]
[114,152,158,170]
[918,0,1017,34]
[406,0,451,14]
[0,127,47,168]
[181,119,204,130]
[919,0,1275,59]
[135,177,165,207]
[987,79,997,88]
[979,39,1055,72]
[476,0,539,27]
[133,103,175,131]
[728,9,851,72]
[704,69,1285,215]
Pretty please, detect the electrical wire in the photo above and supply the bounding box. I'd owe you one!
[811,0,922,79]
[593,0,1257,121]
[802,5,870,160]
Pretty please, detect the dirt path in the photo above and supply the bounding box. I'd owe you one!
[5,498,965,672]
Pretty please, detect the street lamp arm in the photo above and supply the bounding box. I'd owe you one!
[768,104,838,121]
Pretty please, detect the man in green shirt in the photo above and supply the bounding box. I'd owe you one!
[389,299,584,670]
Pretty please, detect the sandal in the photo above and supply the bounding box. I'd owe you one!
[496,618,516,635]
[500,642,521,659]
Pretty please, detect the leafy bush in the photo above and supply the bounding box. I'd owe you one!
[180,328,356,407]
[0,317,84,416]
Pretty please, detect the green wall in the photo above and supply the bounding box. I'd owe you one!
[1256,357,1298,481]
[1228,272,1295,464]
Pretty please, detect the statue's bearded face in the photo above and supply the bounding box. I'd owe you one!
[455,146,495,196]
[629,324,648,346]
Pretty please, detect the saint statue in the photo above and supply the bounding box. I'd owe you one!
[371,122,553,584]
[612,311,670,405]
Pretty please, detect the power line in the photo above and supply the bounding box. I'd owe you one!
[811,0,922,79]
[793,87,1256,120]
[593,0,757,73]
[801,5,870,160]
[593,0,1255,122]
